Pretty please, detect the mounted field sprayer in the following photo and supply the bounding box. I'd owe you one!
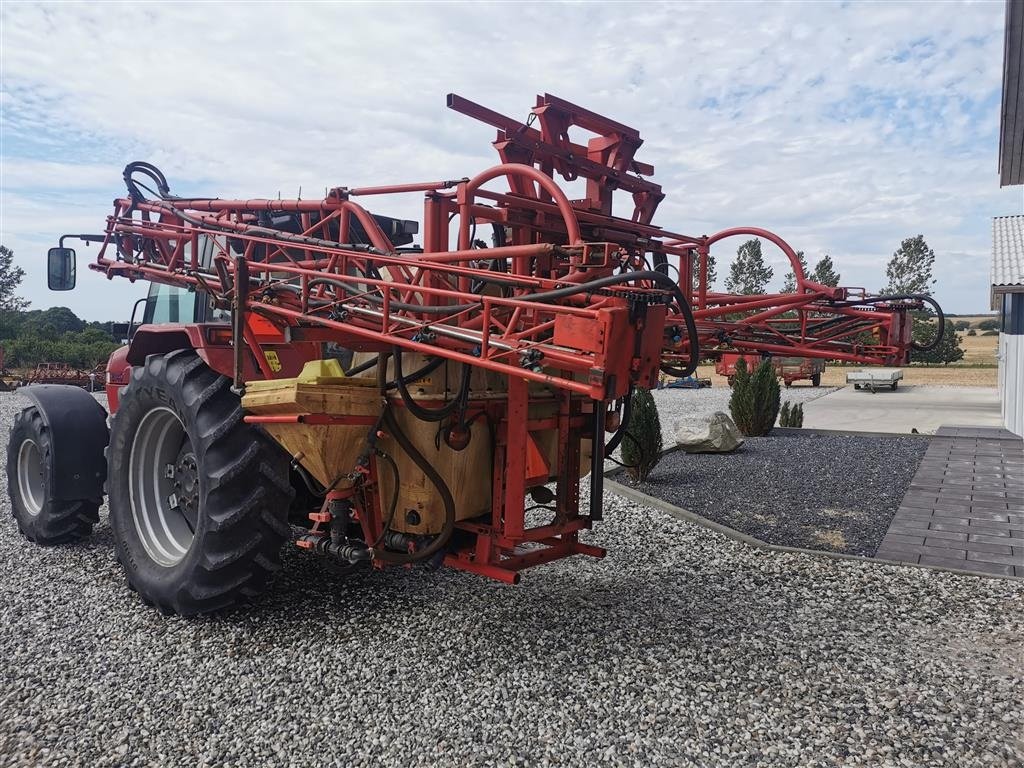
[6,94,945,616]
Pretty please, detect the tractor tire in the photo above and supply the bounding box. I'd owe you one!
[811,373,821,387]
[107,350,292,616]
[6,406,99,544]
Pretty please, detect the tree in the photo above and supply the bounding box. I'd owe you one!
[811,254,841,287]
[688,249,717,291]
[977,319,999,331]
[622,388,663,482]
[781,251,809,293]
[910,319,964,365]
[0,244,29,312]
[725,239,773,295]
[883,235,935,295]
[952,320,970,331]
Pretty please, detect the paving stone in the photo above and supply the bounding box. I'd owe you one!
[969,534,1024,547]
[882,533,926,546]
[967,550,1024,566]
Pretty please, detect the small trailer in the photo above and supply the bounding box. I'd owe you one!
[846,368,903,392]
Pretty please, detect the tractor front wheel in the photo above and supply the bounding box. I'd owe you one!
[107,350,292,616]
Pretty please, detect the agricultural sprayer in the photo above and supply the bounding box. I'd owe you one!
[6,93,943,615]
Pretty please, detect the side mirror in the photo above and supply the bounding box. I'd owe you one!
[47,247,76,291]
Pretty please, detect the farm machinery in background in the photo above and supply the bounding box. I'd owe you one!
[716,353,825,387]
[6,93,944,615]
[0,346,102,392]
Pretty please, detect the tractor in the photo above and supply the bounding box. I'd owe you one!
[6,93,944,616]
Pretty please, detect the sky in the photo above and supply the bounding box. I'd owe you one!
[1,1,1022,320]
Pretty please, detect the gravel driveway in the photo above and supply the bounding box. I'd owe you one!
[1,391,1022,767]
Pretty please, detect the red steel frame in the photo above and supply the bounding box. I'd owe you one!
[73,93,931,583]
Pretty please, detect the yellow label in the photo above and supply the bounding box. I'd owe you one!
[264,350,282,372]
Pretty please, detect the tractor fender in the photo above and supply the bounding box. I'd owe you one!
[18,384,108,502]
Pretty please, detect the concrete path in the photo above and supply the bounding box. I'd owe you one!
[802,384,1001,434]
[876,427,1024,577]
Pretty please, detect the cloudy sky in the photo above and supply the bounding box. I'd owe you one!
[2,1,1022,319]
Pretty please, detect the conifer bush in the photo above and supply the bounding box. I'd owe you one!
[622,388,663,482]
[730,358,780,436]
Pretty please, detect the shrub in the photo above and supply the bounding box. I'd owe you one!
[978,319,999,331]
[952,320,970,330]
[730,358,780,436]
[981,329,998,336]
[622,388,663,482]
[779,401,804,428]
[966,328,977,336]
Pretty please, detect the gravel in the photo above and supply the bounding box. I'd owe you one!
[633,433,929,556]
[2,390,1023,767]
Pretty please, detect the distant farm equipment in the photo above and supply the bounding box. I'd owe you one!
[660,375,712,389]
[717,353,824,387]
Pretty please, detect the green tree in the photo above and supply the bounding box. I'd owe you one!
[977,319,999,331]
[883,235,935,295]
[725,239,773,295]
[781,251,808,293]
[811,254,841,287]
[910,319,964,365]
[622,388,663,482]
[688,249,717,291]
[0,244,30,313]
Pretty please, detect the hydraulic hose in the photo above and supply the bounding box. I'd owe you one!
[834,293,945,352]
[392,346,472,422]
[372,408,456,565]
[603,389,633,456]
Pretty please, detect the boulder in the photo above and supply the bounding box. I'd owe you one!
[675,411,744,453]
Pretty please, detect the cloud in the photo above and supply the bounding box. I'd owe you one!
[1,0,1021,318]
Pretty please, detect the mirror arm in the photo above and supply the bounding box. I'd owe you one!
[59,233,108,249]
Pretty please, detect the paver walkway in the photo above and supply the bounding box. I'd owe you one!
[876,426,1024,577]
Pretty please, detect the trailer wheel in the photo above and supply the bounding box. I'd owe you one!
[811,373,821,387]
[890,381,898,391]
[6,407,99,544]
[107,350,292,616]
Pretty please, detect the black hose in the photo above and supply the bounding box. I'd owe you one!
[344,357,378,377]
[372,408,456,564]
[834,293,945,352]
[392,346,471,422]
[370,450,400,549]
[603,389,633,456]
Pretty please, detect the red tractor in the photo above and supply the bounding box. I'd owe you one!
[6,94,944,615]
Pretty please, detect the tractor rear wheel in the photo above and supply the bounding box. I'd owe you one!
[6,406,99,544]
[107,350,292,616]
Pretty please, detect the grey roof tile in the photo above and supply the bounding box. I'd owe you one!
[992,214,1024,288]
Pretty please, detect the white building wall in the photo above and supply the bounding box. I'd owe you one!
[1001,332,1023,436]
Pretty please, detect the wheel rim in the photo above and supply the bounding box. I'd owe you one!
[16,439,45,517]
[128,407,197,567]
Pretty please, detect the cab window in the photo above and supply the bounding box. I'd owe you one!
[143,283,197,324]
